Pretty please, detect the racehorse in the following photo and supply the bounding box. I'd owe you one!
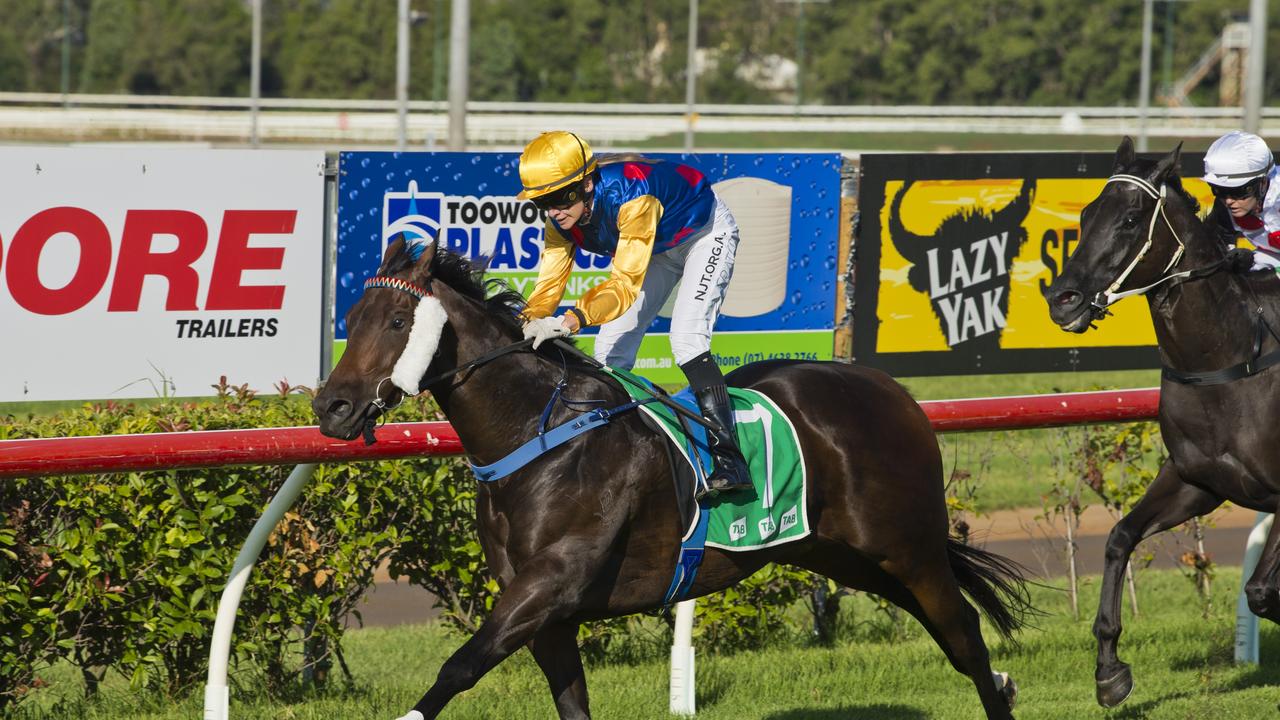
[1045,137,1280,707]
[313,237,1032,719]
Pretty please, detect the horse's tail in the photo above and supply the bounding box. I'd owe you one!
[946,539,1036,641]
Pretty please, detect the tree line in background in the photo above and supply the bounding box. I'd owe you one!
[2,0,1279,107]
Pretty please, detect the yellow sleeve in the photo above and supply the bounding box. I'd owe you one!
[522,222,574,320]
[575,195,663,326]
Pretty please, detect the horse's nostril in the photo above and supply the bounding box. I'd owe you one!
[1055,291,1082,308]
[326,399,353,419]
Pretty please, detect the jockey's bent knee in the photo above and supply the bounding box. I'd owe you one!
[669,333,712,367]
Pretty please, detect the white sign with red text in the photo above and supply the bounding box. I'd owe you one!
[0,148,325,402]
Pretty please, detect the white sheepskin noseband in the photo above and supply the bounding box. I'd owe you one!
[390,293,448,395]
[362,274,449,396]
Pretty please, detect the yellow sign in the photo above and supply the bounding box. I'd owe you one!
[875,177,1214,353]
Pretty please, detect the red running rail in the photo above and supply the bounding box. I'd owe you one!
[0,423,463,479]
[922,387,1160,432]
[0,388,1160,479]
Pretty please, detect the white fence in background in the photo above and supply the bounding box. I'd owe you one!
[2,92,1279,147]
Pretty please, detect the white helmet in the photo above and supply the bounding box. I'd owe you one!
[1203,130,1274,187]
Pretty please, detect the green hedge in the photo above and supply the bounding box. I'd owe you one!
[0,383,841,713]
[0,384,486,713]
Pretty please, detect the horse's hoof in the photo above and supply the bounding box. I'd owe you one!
[1096,664,1133,708]
[993,671,1018,710]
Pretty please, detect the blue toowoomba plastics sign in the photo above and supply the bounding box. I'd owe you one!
[336,151,840,383]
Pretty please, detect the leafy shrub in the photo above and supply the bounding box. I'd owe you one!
[0,489,67,714]
[693,563,813,651]
[0,386,478,710]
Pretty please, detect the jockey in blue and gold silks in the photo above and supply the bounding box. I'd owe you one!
[517,130,750,499]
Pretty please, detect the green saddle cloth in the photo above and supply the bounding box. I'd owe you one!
[609,368,811,551]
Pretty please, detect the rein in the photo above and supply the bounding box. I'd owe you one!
[416,338,536,391]
[361,330,536,444]
[548,339,721,432]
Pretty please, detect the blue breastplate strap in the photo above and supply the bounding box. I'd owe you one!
[466,385,711,609]
[663,500,710,606]
[469,399,649,483]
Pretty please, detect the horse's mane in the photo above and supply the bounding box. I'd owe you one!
[1165,173,1201,216]
[420,247,620,379]
[426,249,528,333]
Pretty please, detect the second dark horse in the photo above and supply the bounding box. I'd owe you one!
[1046,137,1280,707]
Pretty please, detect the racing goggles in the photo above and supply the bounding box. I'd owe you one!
[530,182,587,211]
[1210,180,1262,200]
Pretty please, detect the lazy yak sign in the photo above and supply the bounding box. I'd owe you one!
[855,151,1214,376]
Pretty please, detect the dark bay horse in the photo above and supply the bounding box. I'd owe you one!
[313,238,1032,719]
[1045,137,1280,707]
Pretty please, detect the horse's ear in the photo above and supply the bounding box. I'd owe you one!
[404,235,438,282]
[1114,136,1136,171]
[377,237,409,274]
[1153,142,1183,181]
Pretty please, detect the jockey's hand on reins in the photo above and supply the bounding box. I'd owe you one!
[1226,247,1256,273]
[522,316,573,349]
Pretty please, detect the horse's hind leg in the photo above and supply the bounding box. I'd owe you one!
[528,621,590,720]
[894,564,1015,720]
[1092,460,1220,708]
[1242,512,1280,623]
[797,552,1012,720]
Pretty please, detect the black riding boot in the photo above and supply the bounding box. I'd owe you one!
[680,353,752,499]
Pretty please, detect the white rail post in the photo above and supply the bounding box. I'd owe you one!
[1235,511,1273,664]
[669,598,696,715]
[203,463,317,720]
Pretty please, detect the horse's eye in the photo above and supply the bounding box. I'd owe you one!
[1123,214,1140,227]
[391,317,407,330]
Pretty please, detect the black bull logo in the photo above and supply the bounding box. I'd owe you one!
[888,179,1037,354]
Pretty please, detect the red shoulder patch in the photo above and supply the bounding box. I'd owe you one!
[674,164,704,187]
[623,162,652,181]
[1236,214,1264,230]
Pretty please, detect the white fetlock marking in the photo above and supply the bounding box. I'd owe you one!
[992,670,1017,709]
[396,711,425,720]
[991,670,1008,691]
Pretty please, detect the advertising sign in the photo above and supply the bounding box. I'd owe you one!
[337,152,841,384]
[856,152,1214,375]
[0,148,326,402]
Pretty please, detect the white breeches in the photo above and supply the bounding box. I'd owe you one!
[593,196,739,369]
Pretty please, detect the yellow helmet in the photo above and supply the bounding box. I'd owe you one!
[517,131,597,200]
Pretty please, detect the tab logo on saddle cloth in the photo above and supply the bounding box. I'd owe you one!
[758,516,776,538]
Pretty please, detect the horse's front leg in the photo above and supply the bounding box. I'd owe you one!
[1092,460,1220,708]
[397,553,592,720]
[528,621,590,719]
[1243,508,1280,622]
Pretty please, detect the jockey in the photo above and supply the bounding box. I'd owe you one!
[1203,130,1280,272]
[516,130,751,498]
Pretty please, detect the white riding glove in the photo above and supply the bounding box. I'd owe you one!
[522,316,573,349]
